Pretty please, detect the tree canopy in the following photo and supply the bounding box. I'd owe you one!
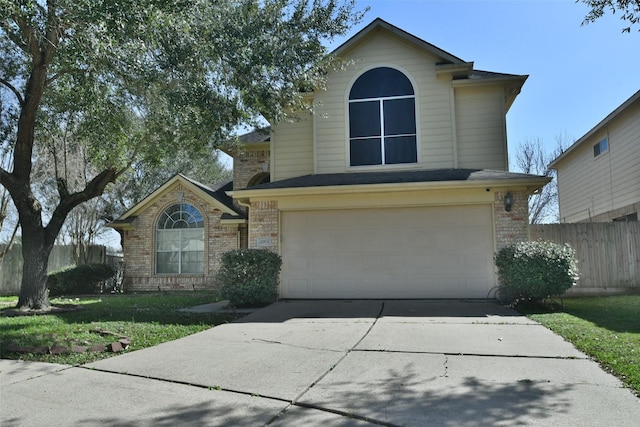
[580,0,640,32]
[0,0,365,309]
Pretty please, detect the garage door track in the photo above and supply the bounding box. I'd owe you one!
[2,300,639,426]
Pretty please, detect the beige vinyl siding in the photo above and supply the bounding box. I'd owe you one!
[455,86,507,170]
[557,102,640,222]
[271,114,314,182]
[557,137,612,222]
[314,30,455,174]
[609,103,640,211]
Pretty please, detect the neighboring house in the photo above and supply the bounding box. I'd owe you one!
[550,90,640,223]
[111,18,549,298]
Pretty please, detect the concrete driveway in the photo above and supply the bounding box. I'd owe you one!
[2,300,639,426]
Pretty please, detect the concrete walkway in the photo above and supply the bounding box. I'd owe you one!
[1,300,639,426]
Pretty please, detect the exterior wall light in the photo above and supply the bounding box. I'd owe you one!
[504,192,513,212]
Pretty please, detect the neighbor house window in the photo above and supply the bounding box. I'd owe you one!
[593,137,608,157]
[349,67,417,166]
[156,203,204,274]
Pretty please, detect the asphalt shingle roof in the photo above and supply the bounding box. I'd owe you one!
[245,169,546,191]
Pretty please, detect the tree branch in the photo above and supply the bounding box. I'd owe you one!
[45,68,74,87]
[0,77,25,106]
[14,16,41,60]
[0,21,30,53]
[46,167,117,246]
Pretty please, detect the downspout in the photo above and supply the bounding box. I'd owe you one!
[237,199,252,249]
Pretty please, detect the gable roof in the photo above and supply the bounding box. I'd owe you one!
[333,18,466,65]
[109,174,245,230]
[550,89,640,168]
[220,127,271,157]
[332,18,527,111]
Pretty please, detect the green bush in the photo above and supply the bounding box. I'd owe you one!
[48,264,116,296]
[494,241,579,303]
[218,249,282,308]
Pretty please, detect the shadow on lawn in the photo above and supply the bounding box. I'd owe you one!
[518,297,640,334]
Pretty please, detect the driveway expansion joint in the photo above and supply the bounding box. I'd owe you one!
[78,365,293,404]
[251,338,344,353]
[265,301,387,425]
[352,348,589,359]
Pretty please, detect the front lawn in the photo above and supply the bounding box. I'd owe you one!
[0,292,239,365]
[520,295,640,396]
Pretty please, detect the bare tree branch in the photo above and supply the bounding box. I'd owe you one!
[0,78,25,106]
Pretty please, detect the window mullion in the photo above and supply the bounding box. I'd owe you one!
[178,229,182,274]
[379,99,385,165]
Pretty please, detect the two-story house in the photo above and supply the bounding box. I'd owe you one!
[550,90,640,223]
[110,19,549,298]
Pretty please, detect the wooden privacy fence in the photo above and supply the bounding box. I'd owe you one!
[531,222,640,295]
[0,244,108,296]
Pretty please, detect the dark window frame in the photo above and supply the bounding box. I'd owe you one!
[348,67,418,167]
[593,137,609,157]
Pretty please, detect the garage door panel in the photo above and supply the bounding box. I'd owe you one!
[281,205,495,299]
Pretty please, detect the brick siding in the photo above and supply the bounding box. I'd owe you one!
[494,190,530,249]
[248,200,279,253]
[121,182,239,292]
[233,149,270,191]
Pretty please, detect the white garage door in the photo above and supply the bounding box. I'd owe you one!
[280,205,495,299]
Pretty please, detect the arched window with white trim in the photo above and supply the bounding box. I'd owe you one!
[349,67,417,166]
[156,203,204,274]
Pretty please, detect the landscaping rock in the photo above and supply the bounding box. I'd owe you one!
[108,342,124,353]
[32,346,50,355]
[71,345,88,353]
[88,344,107,353]
[50,345,69,355]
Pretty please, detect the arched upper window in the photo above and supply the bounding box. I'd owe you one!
[156,203,204,274]
[349,67,417,166]
[247,172,270,187]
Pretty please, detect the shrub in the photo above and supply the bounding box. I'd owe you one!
[218,249,282,308]
[48,264,116,296]
[494,241,579,303]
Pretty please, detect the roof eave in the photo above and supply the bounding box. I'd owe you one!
[115,175,239,221]
[332,18,466,64]
[550,89,640,168]
[229,176,551,201]
[452,74,528,112]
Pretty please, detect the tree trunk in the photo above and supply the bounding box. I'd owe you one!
[17,228,53,310]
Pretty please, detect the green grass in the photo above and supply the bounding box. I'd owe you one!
[519,295,640,396]
[0,292,239,365]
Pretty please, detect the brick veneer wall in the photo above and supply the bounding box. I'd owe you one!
[494,190,530,249]
[233,149,270,191]
[248,200,279,253]
[122,182,239,291]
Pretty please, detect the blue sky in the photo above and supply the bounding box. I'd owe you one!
[332,0,640,164]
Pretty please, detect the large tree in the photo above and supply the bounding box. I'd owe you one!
[0,0,364,310]
[580,0,640,32]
